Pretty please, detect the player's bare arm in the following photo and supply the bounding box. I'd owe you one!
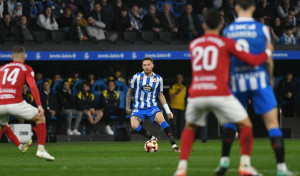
[126,87,133,115]
[158,92,173,119]
[265,57,274,87]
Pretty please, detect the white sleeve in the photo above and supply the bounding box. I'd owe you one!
[262,25,271,43]
[130,74,137,89]
[158,77,163,92]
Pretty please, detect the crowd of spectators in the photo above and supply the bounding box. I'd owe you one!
[0,0,300,44]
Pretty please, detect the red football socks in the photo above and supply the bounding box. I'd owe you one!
[180,128,195,160]
[36,123,46,145]
[4,126,21,147]
[239,127,253,156]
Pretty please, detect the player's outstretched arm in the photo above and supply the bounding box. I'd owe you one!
[26,71,41,107]
[158,92,173,119]
[228,38,273,66]
[126,87,133,115]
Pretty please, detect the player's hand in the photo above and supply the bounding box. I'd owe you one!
[167,112,173,119]
[37,105,45,116]
[126,109,132,115]
[266,43,274,53]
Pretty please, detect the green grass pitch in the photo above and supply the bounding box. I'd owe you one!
[0,139,299,176]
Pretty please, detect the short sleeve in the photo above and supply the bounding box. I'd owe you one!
[262,25,271,43]
[158,77,163,92]
[129,74,137,89]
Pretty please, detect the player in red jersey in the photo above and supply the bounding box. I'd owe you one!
[173,10,273,176]
[0,46,55,161]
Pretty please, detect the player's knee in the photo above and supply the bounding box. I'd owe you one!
[184,122,197,131]
[223,123,238,132]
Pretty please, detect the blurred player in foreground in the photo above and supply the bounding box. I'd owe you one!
[174,10,273,176]
[0,46,55,161]
[126,57,180,152]
[216,0,296,175]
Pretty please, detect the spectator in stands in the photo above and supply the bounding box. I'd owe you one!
[0,0,4,19]
[277,0,290,18]
[113,6,132,32]
[18,16,34,41]
[100,80,126,135]
[68,70,80,88]
[88,73,96,86]
[179,4,201,42]
[277,71,299,117]
[40,80,58,131]
[159,3,179,33]
[0,23,5,43]
[23,0,44,20]
[67,0,78,17]
[57,80,82,136]
[2,14,18,40]
[219,8,228,33]
[138,6,147,18]
[288,8,297,26]
[87,16,106,41]
[100,0,114,30]
[22,84,34,105]
[142,5,162,32]
[11,2,22,21]
[271,17,284,43]
[222,0,236,23]
[295,0,300,14]
[259,17,266,24]
[112,0,127,17]
[169,74,186,139]
[82,0,96,17]
[70,16,89,41]
[54,0,66,18]
[129,4,143,31]
[37,6,59,31]
[254,0,273,20]
[57,6,73,33]
[35,72,43,82]
[49,73,62,86]
[91,3,102,22]
[75,11,88,27]
[197,6,207,24]
[114,68,125,82]
[76,82,103,134]
[280,25,297,44]
[213,0,223,9]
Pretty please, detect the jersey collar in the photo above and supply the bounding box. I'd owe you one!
[142,71,155,77]
[235,17,254,22]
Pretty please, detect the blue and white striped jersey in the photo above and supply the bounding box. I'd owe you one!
[224,17,271,92]
[130,72,163,109]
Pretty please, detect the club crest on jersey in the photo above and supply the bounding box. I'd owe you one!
[142,85,152,92]
[153,78,157,82]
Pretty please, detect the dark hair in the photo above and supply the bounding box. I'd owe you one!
[82,81,90,87]
[107,80,115,85]
[285,25,294,31]
[204,10,221,30]
[62,80,69,84]
[44,6,55,24]
[12,46,25,54]
[94,2,101,7]
[142,57,154,64]
[236,0,254,10]
[43,80,50,85]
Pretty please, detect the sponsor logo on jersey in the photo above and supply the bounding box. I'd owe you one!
[142,85,153,92]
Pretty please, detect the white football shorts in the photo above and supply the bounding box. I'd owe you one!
[0,101,38,125]
[185,95,248,127]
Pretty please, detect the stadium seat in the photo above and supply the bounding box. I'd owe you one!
[51,31,66,44]
[33,31,49,44]
[123,31,141,43]
[91,79,107,108]
[72,80,83,96]
[159,31,173,43]
[105,31,119,43]
[141,31,156,44]
[52,80,63,94]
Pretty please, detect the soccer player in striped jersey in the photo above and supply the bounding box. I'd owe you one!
[126,57,180,152]
[215,1,295,176]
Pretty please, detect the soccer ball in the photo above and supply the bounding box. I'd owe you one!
[144,140,158,152]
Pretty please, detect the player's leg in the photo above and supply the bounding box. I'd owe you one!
[103,108,114,135]
[253,87,295,176]
[154,112,179,152]
[72,110,82,135]
[214,96,261,176]
[65,110,73,135]
[130,115,156,140]
[93,110,103,124]
[217,92,248,174]
[83,109,94,124]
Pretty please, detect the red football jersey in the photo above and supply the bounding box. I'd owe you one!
[188,34,268,98]
[0,61,41,106]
